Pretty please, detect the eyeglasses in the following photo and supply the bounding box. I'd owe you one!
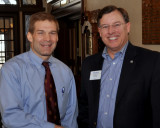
[99,22,125,32]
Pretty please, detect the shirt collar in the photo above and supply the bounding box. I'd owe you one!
[102,42,128,60]
[28,49,54,69]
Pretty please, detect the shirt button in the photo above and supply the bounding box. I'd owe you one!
[113,62,116,65]
[110,78,112,81]
[104,112,108,115]
[106,94,110,98]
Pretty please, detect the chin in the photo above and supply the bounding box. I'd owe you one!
[41,53,52,56]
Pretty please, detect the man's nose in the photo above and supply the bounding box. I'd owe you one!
[108,25,116,34]
[44,33,50,41]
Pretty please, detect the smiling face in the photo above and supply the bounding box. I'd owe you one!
[98,10,130,58]
[27,20,58,61]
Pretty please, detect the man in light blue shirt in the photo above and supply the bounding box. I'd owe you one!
[0,12,78,128]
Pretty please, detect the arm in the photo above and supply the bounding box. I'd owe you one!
[151,53,160,128]
[0,66,55,128]
[77,61,89,128]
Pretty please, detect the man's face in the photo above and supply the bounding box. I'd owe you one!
[27,20,58,61]
[98,10,130,57]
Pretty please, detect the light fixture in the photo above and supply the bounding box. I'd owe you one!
[61,0,67,5]
[10,23,13,28]
[0,29,8,33]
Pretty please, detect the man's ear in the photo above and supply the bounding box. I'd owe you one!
[27,32,33,43]
[98,28,102,37]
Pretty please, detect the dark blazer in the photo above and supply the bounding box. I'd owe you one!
[77,42,160,128]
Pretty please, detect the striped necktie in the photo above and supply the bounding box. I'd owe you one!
[42,62,61,125]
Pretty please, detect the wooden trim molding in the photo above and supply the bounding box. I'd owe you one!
[83,9,104,55]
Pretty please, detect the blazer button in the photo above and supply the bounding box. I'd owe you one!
[94,122,97,126]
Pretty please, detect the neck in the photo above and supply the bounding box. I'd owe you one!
[107,49,117,59]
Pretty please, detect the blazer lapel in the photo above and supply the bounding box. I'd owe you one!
[115,42,137,107]
[90,54,104,120]
[91,53,104,100]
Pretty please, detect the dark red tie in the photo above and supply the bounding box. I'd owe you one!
[42,62,61,125]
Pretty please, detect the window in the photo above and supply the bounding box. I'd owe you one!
[0,34,5,68]
[0,0,17,5]
[0,0,44,69]
[0,17,14,68]
[23,0,36,5]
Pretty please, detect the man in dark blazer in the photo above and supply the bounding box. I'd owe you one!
[77,5,160,128]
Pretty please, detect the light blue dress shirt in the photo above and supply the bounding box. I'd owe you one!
[0,50,78,128]
[97,43,128,128]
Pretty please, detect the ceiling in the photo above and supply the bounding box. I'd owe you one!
[48,0,81,20]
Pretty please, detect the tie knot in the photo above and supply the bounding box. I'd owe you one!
[42,62,49,69]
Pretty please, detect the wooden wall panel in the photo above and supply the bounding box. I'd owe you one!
[142,0,160,44]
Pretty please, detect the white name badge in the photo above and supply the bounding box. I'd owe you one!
[89,70,102,80]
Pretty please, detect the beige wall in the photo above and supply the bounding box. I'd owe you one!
[86,0,160,52]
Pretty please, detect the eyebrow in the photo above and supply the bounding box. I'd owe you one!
[36,30,57,33]
[101,21,122,26]
[36,30,43,32]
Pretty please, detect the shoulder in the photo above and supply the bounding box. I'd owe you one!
[51,57,75,83]
[133,45,160,57]
[127,42,160,59]
[82,53,103,65]
[1,52,29,73]
[52,57,72,73]
[81,53,104,74]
